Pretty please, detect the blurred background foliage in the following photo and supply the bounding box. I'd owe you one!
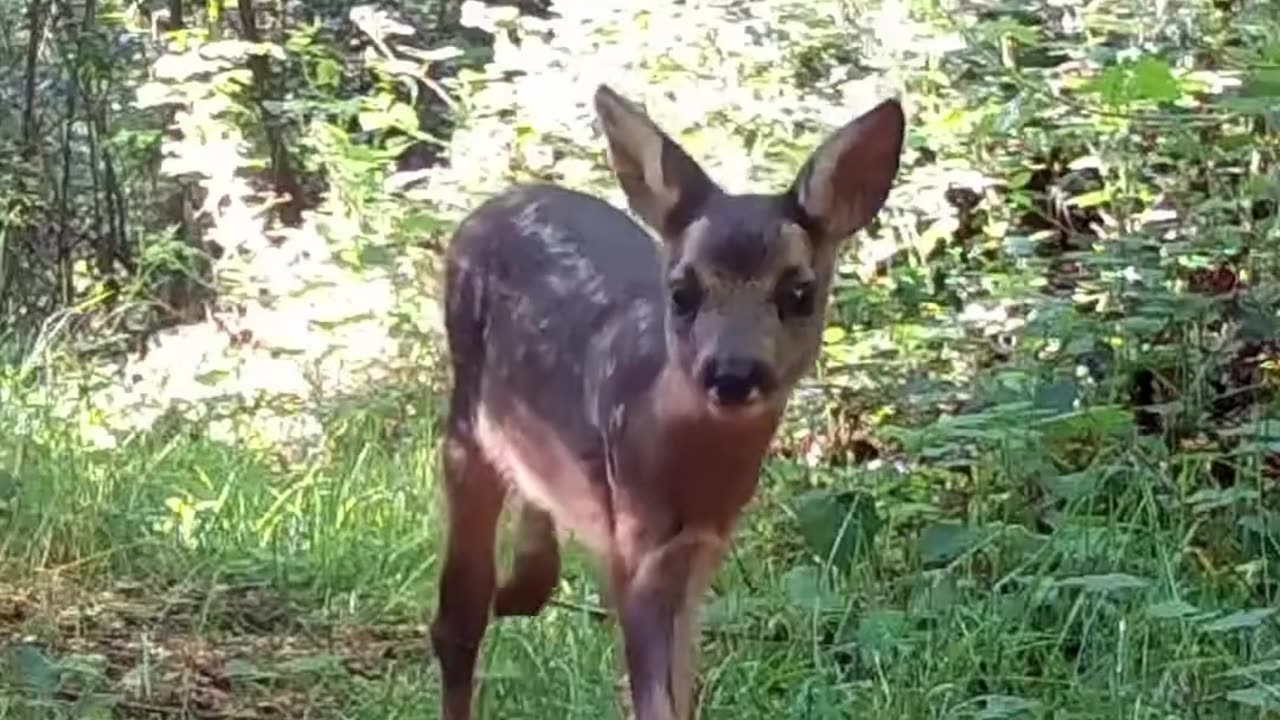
[1,0,1279,717]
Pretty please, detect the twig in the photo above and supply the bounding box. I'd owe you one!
[55,688,264,719]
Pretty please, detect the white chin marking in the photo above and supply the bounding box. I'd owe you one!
[706,394,767,420]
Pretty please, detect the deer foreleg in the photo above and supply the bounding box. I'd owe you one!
[616,530,725,720]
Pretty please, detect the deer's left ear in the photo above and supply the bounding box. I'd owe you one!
[594,84,720,238]
[789,98,906,243]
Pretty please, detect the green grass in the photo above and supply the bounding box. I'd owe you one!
[2,382,1279,719]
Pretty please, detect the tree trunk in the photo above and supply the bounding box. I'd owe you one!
[237,0,306,226]
[1,0,50,320]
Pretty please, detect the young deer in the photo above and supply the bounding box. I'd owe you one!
[430,84,906,720]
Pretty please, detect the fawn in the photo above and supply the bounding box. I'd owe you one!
[430,84,905,719]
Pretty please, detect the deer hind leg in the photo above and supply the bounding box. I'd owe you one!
[495,499,561,617]
[616,530,726,720]
[430,427,506,720]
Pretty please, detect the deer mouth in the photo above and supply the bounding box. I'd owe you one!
[707,382,765,408]
[700,357,777,415]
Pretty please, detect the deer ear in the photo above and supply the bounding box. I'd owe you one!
[789,98,906,243]
[594,85,717,237]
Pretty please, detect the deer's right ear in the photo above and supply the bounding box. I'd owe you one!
[594,85,717,238]
[789,98,906,244]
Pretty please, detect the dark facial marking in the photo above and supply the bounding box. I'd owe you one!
[694,195,802,280]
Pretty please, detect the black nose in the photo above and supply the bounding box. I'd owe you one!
[702,357,769,406]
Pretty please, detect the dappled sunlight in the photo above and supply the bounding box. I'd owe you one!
[0,0,1278,716]
[20,33,443,460]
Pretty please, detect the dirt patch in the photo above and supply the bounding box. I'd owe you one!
[0,577,430,718]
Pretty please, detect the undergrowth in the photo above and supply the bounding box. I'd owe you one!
[3,0,1280,718]
[2,358,1278,718]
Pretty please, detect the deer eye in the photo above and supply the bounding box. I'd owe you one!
[777,276,816,319]
[669,269,702,319]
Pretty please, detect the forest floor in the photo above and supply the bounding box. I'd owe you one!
[2,391,1277,719]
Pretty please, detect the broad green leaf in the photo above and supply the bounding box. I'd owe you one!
[315,58,343,90]
[781,566,842,613]
[1131,56,1181,101]
[1221,658,1280,679]
[7,644,58,698]
[1242,69,1280,98]
[70,691,120,719]
[357,110,393,132]
[195,369,233,385]
[920,522,991,565]
[1033,380,1077,413]
[907,573,958,616]
[59,652,108,679]
[1146,599,1201,620]
[1201,608,1277,633]
[225,658,279,680]
[1036,405,1134,441]
[850,608,911,658]
[1081,55,1182,105]
[1064,189,1110,208]
[793,489,880,571]
[357,243,395,267]
[1187,486,1259,513]
[398,212,452,236]
[965,694,1042,718]
[1227,687,1280,710]
[275,653,347,678]
[1054,573,1149,592]
[1038,471,1098,502]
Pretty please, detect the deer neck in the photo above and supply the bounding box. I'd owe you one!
[604,364,783,537]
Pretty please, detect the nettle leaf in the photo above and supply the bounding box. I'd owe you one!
[1131,56,1181,101]
[358,109,395,132]
[357,243,395,268]
[792,488,880,571]
[1242,69,1280,99]
[781,566,843,613]
[275,653,347,678]
[1145,599,1202,620]
[1082,55,1182,105]
[1064,188,1110,209]
[1201,608,1277,634]
[1238,512,1280,549]
[1239,304,1280,343]
[850,609,911,658]
[1187,485,1260,513]
[920,522,992,565]
[1227,687,1280,710]
[7,643,59,698]
[1033,380,1077,413]
[1221,658,1280,679]
[225,658,279,681]
[70,691,119,719]
[701,588,771,630]
[1222,419,1280,455]
[1054,573,1150,593]
[1038,471,1099,502]
[1036,405,1134,441]
[907,572,959,616]
[821,325,847,344]
[397,211,453,236]
[59,652,109,681]
[963,694,1042,719]
[979,18,1042,46]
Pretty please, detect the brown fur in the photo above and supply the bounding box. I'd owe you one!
[429,84,906,719]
